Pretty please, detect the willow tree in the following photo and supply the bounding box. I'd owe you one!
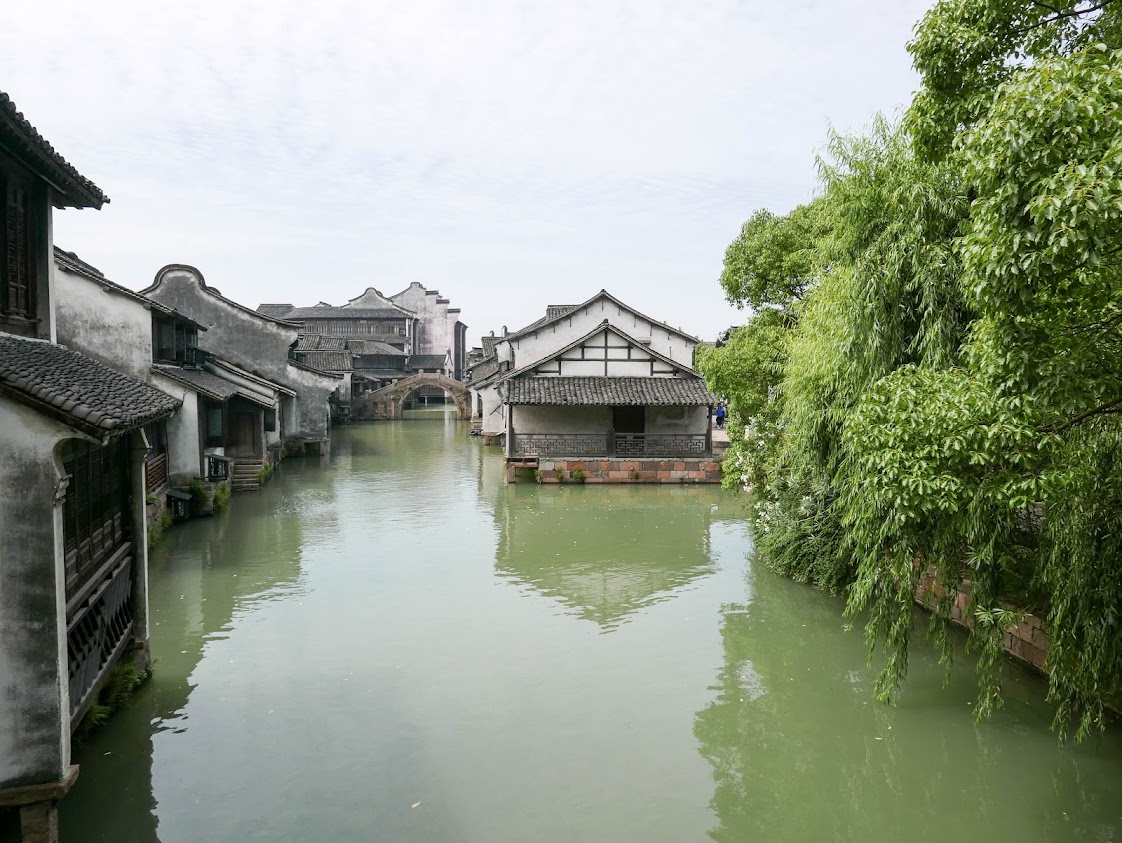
[710,0,1122,736]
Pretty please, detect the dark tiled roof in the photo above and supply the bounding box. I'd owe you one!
[287,358,343,379]
[467,359,500,382]
[296,350,353,372]
[296,334,349,351]
[0,335,179,434]
[152,365,239,401]
[501,376,713,406]
[354,368,411,379]
[286,307,408,320]
[0,91,108,209]
[351,339,406,355]
[481,336,500,358]
[257,303,295,318]
[546,305,578,320]
[409,354,448,369]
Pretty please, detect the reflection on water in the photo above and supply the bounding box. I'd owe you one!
[694,563,1122,841]
[495,486,718,630]
[33,418,1121,842]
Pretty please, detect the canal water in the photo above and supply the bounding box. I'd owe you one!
[36,413,1122,840]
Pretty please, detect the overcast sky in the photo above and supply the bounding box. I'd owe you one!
[5,0,932,341]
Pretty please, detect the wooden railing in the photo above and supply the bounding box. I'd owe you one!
[511,432,709,458]
[66,544,135,727]
[145,453,168,493]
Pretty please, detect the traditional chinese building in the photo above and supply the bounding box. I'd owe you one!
[470,291,719,483]
[258,282,468,391]
[0,91,181,841]
[143,265,344,453]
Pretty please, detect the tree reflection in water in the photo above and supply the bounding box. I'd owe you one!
[693,566,1122,841]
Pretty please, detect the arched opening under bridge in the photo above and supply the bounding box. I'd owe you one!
[351,373,472,421]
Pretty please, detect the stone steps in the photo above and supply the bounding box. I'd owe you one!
[230,459,265,492]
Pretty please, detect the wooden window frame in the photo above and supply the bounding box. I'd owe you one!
[0,163,42,336]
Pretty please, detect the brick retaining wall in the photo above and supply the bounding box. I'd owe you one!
[511,458,722,484]
[915,568,1049,673]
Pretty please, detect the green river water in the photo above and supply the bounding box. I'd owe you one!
[19,412,1122,840]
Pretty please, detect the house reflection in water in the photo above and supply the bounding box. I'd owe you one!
[55,467,323,843]
[493,485,719,631]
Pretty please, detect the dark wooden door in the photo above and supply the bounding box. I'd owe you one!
[230,411,258,456]
[612,406,645,433]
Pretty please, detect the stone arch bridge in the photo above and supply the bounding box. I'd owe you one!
[352,373,472,420]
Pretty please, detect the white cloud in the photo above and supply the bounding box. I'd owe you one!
[3,0,931,337]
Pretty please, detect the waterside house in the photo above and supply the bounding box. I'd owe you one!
[471,291,719,483]
[260,283,468,395]
[0,92,179,839]
[144,265,344,453]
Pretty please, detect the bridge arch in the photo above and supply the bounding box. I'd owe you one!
[352,373,472,420]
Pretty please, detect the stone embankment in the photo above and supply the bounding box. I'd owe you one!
[531,458,722,484]
[915,568,1048,672]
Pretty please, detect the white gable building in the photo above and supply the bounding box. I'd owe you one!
[472,291,719,483]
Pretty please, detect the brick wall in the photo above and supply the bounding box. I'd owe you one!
[511,458,722,484]
[915,568,1049,673]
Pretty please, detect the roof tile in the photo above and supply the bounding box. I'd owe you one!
[0,335,180,432]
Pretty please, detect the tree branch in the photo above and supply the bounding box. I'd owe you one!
[1015,0,1115,34]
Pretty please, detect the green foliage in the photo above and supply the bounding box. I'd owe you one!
[189,478,209,504]
[906,0,1122,159]
[712,1,1122,736]
[145,493,157,505]
[147,506,173,550]
[570,468,586,484]
[257,461,275,484]
[720,200,830,312]
[73,656,152,743]
[213,482,231,510]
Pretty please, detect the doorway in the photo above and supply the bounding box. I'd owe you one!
[612,406,645,434]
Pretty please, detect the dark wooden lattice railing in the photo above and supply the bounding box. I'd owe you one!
[66,544,135,726]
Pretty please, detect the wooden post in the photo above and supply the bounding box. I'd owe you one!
[505,402,514,457]
[705,406,713,456]
[608,428,615,457]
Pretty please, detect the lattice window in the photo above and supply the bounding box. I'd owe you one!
[62,437,131,600]
[0,167,39,334]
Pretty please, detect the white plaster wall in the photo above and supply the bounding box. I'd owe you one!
[285,363,339,440]
[150,372,203,476]
[281,396,297,439]
[55,267,153,380]
[512,405,611,434]
[501,298,697,371]
[480,385,505,434]
[0,400,80,787]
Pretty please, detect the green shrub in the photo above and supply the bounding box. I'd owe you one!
[571,468,586,484]
[147,506,173,550]
[213,482,231,510]
[189,478,208,504]
[73,656,152,743]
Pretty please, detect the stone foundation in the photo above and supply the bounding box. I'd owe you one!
[507,458,722,484]
[915,569,1049,673]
